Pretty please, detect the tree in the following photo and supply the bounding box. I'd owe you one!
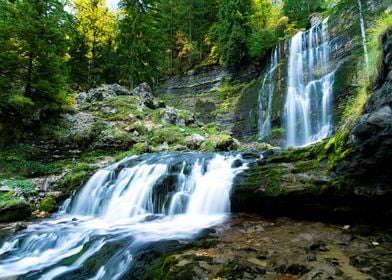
[215,0,253,65]
[70,0,116,88]
[283,0,325,28]
[117,0,166,89]
[0,0,70,143]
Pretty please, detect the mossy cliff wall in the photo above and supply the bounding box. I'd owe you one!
[159,0,389,145]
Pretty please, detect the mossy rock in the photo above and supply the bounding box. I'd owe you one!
[151,127,185,146]
[39,196,56,212]
[0,196,31,222]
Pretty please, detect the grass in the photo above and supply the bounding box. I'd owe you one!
[367,13,392,85]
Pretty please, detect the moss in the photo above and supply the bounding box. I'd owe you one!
[61,243,90,266]
[57,163,96,192]
[0,144,62,178]
[271,127,285,139]
[39,196,56,212]
[143,255,179,280]
[151,126,185,146]
[0,193,31,222]
[132,142,151,154]
[0,192,27,209]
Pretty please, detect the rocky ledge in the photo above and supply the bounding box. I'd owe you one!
[139,214,392,280]
[231,144,391,222]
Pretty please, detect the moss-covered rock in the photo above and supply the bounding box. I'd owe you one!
[39,196,56,212]
[0,194,31,222]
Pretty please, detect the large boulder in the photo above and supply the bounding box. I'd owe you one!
[185,134,205,150]
[162,107,178,124]
[77,84,129,103]
[132,83,155,109]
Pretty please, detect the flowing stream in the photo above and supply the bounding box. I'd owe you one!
[0,152,250,279]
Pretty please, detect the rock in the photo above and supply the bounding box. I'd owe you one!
[62,112,95,135]
[156,100,166,108]
[185,134,205,150]
[93,128,136,150]
[14,222,28,232]
[185,114,197,126]
[341,30,392,178]
[77,84,129,103]
[132,82,155,109]
[101,106,117,114]
[162,107,178,124]
[0,201,31,222]
[212,134,238,151]
[0,186,12,192]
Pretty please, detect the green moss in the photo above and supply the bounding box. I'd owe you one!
[368,13,392,83]
[132,142,151,154]
[151,126,185,146]
[0,192,26,209]
[0,144,62,178]
[143,255,179,280]
[39,196,56,212]
[271,127,285,139]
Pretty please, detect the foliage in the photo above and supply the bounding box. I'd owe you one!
[69,0,117,89]
[367,12,392,85]
[0,0,71,144]
[214,0,253,65]
[283,0,325,28]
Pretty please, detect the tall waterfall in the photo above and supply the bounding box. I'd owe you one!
[0,152,249,279]
[357,0,369,67]
[284,18,335,148]
[258,44,281,140]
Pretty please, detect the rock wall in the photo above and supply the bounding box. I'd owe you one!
[341,28,392,179]
[159,64,262,140]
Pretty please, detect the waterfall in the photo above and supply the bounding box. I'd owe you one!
[258,44,281,140]
[357,0,369,67]
[0,152,249,279]
[284,18,335,148]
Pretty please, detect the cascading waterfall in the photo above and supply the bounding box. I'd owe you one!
[258,44,281,140]
[0,152,249,279]
[357,0,369,67]
[284,18,335,148]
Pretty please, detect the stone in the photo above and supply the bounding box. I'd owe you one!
[0,186,12,192]
[14,222,28,232]
[185,134,205,150]
[77,84,129,103]
[162,107,178,124]
[62,112,95,135]
[132,82,155,109]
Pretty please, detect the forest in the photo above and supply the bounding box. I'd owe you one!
[0,0,326,144]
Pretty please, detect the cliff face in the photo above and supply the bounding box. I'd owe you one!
[159,0,388,144]
[341,28,392,179]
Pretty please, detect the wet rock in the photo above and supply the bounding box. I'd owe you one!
[231,159,243,168]
[14,222,27,232]
[185,134,205,150]
[132,82,155,109]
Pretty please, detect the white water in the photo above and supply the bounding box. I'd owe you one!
[0,153,248,279]
[258,44,281,140]
[357,0,369,68]
[284,18,335,148]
